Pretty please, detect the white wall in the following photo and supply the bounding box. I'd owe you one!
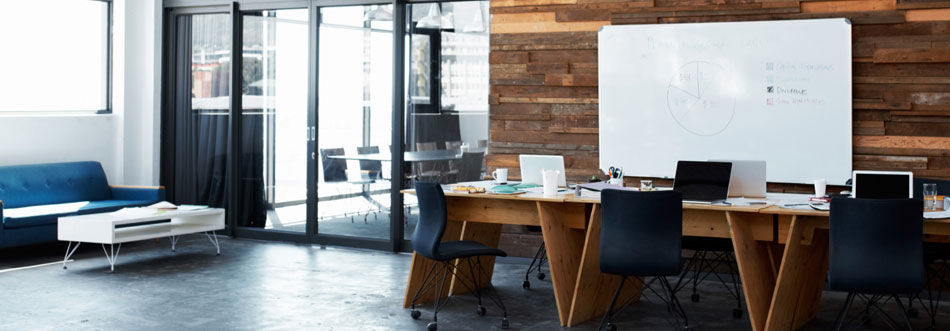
[0,115,119,178]
[0,0,162,186]
[116,0,163,186]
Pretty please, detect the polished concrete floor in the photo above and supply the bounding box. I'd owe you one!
[1,237,947,331]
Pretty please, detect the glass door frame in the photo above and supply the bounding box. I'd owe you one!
[161,0,407,252]
[311,0,404,251]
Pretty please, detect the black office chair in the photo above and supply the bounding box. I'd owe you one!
[456,152,485,183]
[673,237,744,319]
[598,189,690,331]
[828,197,923,331]
[414,142,444,183]
[522,229,547,289]
[905,178,950,328]
[320,148,375,223]
[407,182,509,331]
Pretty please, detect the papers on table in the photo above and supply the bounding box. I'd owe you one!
[723,198,773,206]
[148,201,178,209]
[116,207,164,216]
[925,210,950,219]
[3,201,90,218]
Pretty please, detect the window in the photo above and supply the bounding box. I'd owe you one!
[0,0,111,113]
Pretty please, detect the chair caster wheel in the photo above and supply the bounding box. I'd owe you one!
[63,266,67,270]
[605,322,617,331]
[410,310,421,320]
[733,308,743,319]
[426,322,437,331]
[477,305,486,316]
[501,318,509,329]
[691,293,700,303]
[908,308,919,318]
[523,280,530,289]
[537,272,545,280]
[683,326,694,331]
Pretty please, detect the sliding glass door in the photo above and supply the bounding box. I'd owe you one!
[315,5,393,244]
[238,8,311,235]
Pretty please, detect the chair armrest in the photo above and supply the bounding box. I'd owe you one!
[110,186,166,202]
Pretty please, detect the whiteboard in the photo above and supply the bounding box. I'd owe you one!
[598,19,852,185]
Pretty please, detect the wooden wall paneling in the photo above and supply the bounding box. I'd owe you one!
[487,0,950,259]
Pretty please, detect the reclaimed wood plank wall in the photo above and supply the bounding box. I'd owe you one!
[486,0,950,187]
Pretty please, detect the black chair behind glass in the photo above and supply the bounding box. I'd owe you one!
[828,197,923,331]
[598,189,689,331]
[357,146,383,180]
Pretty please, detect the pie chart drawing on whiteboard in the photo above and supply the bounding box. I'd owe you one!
[666,61,736,136]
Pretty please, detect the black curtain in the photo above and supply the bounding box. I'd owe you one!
[168,15,266,228]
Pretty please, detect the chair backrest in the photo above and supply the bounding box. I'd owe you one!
[445,141,463,172]
[0,161,112,208]
[412,182,447,260]
[599,189,683,276]
[445,141,462,150]
[416,142,437,151]
[414,142,441,178]
[913,177,950,199]
[456,152,485,182]
[319,148,347,183]
[828,198,923,294]
[357,146,383,180]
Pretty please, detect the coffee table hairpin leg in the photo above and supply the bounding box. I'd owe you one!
[63,241,81,269]
[101,243,122,273]
[205,231,221,255]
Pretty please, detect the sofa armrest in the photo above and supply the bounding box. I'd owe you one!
[110,186,166,202]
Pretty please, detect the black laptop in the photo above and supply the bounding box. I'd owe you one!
[673,161,733,204]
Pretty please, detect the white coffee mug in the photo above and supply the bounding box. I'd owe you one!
[491,168,508,183]
[542,169,560,196]
[814,178,827,197]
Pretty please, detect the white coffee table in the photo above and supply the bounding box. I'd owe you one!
[58,207,225,272]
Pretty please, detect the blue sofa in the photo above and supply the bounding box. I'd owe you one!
[0,162,165,249]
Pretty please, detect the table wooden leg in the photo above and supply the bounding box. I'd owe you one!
[765,216,829,331]
[448,221,503,296]
[567,204,643,327]
[537,201,589,326]
[402,220,464,308]
[727,211,779,331]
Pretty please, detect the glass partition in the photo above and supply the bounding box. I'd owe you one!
[239,9,310,232]
[403,1,490,240]
[317,5,394,240]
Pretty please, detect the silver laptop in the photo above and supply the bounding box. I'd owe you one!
[519,155,567,187]
[710,160,767,198]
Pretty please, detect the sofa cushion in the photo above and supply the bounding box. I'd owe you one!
[79,200,155,215]
[0,162,112,208]
[3,212,75,229]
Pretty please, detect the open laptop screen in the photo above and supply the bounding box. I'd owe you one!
[673,161,733,202]
[853,171,913,199]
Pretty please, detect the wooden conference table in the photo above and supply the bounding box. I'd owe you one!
[401,186,950,330]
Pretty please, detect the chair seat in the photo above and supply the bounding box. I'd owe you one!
[924,242,950,263]
[437,240,507,260]
[682,236,735,252]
